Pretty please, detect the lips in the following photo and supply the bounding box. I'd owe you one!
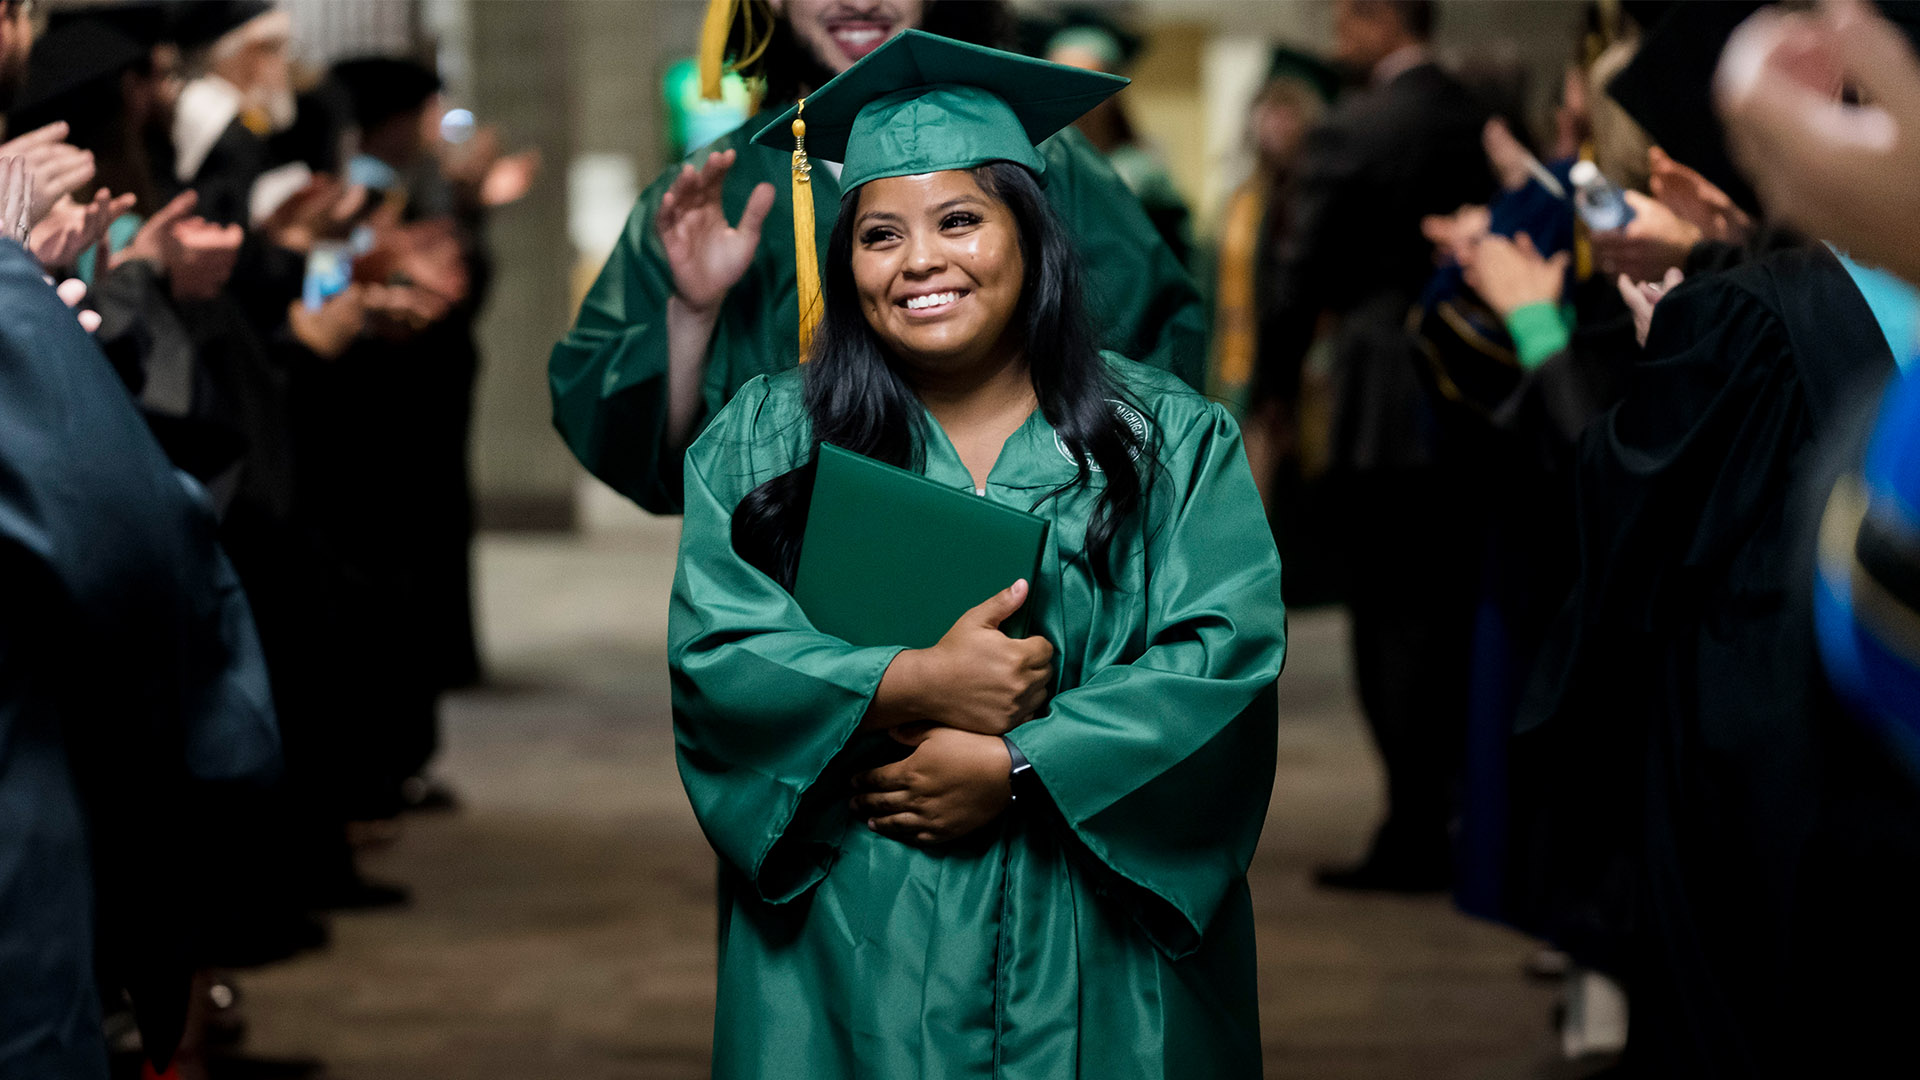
[897,288,968,315]
[827,20,892,62]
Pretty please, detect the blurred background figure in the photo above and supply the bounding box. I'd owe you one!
[1208,48,1332,463]
[1044,6,1194,265]
[172,0,298,225]
[1257,0,1495,895]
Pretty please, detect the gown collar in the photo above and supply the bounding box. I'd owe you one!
[915,402,1084,494]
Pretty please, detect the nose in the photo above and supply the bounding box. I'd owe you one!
[902,230,945,278]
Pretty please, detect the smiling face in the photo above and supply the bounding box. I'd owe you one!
[850,169,1026,380]
[774,0,926,73]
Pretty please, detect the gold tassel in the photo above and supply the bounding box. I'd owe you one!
[697,0,738,101]
[792,100,822,362]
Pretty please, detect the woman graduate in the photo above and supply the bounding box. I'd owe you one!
[669,33,1286,1078]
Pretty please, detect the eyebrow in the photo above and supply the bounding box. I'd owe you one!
[856,196,987,228]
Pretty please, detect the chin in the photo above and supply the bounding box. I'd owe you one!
[884,326,977,363]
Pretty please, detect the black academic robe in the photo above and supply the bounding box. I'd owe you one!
[1256,60,1496,873]
[92,225,360,945]
[186,115,275,227]
[1776,369,1920,1079]
[1516,244,1896,1077]
[1258,61,1495,469]
[0,240,280,1074]
[1431,274,1639,921]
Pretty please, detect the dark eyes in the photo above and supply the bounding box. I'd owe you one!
[857,211,984,246]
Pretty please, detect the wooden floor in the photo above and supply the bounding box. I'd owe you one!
[233,523,1577,1079]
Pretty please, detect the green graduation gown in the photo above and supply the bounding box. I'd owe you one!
[670,357,1284,1078]
[551,106,1210,514]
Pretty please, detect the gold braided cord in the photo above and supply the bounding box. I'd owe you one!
[792,99,821,362]
[698,0,773,102]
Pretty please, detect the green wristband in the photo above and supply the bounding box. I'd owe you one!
[1505,301,1573,372]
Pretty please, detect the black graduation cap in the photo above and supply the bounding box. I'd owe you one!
[7,16,148,130]
[1609,0,1920,219]
[329,56,442,133]
[47,2,167,49]
[1605,0,1767,216]
[163,0,272,52]
[1616,1,1674,35]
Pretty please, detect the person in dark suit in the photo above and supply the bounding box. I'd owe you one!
[0,233,281,1077]
[1256,0,1495,892]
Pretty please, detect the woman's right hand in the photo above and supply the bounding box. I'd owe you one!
[870,580,1056,736]
[656,149,776,314]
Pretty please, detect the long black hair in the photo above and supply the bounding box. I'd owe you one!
[731,161,1149,591]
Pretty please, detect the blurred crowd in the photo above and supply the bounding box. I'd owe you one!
[0,1,534,1076]
[1015,0,1920,1072]
[9,0,1920,1076]
[1201,0,1920,1075]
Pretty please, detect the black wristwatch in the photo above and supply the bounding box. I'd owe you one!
[1002,737,1035,802]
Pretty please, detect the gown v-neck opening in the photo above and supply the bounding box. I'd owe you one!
[917,401,1045,494]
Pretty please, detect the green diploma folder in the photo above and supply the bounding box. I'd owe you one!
[793,443,1051,648]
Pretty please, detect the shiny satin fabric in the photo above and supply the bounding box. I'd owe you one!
[670,357,1284,1078]
[547,103,1209,516]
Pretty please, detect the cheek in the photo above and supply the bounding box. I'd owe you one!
[957,233,1021,291]
[851,254,893,319]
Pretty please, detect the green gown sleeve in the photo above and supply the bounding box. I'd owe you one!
[1039,127,1211,389]
[1008,402,1285,959]
[547,183,694,514]
[548,128,809,515]
[668,379,904,902]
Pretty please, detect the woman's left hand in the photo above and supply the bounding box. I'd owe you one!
[851,726,1013,846]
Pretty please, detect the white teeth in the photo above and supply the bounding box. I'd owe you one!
[837,28,883,44]
[904,291,959,310]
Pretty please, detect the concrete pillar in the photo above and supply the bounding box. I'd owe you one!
[465,0,710,531]
[466,0,578,528]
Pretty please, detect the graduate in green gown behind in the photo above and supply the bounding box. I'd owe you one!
[669,33,1286,1078]
[549,0,1209,514]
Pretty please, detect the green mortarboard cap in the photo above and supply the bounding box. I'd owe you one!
[751,30,1127,192]
[1267,46,1340,105]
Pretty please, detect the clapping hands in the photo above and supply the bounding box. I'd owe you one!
[258,174,368,255]
[1716,0,1920,282]
[30,188,137,272]
[0,156,31,246]
[110,191,244,302]
[0,122,96,227]
[441,124,541,211]
[1464,232,1570,321]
